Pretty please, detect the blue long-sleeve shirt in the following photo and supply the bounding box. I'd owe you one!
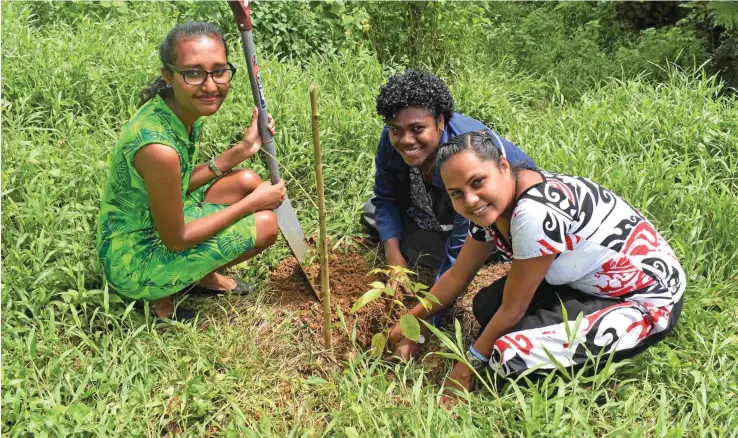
[372,113,536,283]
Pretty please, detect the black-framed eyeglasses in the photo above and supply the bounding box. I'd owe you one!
[166,62,237,85]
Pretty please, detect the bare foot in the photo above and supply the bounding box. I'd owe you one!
[151,296,174,318]
[197,272,236,291]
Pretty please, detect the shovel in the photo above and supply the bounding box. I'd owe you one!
[228,0,316,295]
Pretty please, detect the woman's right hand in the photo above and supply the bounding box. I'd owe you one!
[388,321,421,360]
[388,321,404,346]
[249,179,286,211]
[388,337,421,362]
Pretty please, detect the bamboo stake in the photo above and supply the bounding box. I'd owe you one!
[310,82,332,350]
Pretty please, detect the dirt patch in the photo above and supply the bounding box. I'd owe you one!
[267,245,388,351]
[267,242,511,368]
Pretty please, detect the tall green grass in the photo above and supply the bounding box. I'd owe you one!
[2,3,737,436]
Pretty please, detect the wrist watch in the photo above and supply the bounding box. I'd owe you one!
[208,157,223,177]
[465,345,489,370]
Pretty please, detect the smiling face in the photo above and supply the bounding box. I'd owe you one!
[388,107,444,168]
[441,150,516,227]
[162,35,230,122]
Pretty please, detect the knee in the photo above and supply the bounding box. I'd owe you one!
[255,210,278,247]
[471,292,488,324]
[236,169,262,194]
[472,276,507,326]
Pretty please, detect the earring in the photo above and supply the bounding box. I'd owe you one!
[166,83,172,88]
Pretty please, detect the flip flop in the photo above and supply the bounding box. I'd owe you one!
[128,295,197,322]
[156,307,198,322]
[189,278,257,296]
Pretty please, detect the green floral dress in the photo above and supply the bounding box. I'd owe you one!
[97,95,257,300]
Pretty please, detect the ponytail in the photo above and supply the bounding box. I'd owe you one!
[138,76,172,108]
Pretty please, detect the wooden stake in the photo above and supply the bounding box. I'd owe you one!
[310,82,332,350]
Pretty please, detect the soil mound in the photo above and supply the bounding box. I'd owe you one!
[268,243,511,363]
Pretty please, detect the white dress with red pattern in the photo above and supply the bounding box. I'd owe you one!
[469,171,685,377]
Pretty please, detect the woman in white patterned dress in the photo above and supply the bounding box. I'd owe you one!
[386,131,686,405]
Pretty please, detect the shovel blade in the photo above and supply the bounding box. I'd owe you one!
[274,198,320,298]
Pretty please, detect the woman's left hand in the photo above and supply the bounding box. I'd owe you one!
[440,361,474,409]
[238,107,275,159]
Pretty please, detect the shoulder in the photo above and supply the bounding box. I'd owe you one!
[517,173,581,217]
[120,98,183,149]
[447,113,489,134]
[468,220,494,242]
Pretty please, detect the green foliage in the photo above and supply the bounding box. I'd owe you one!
[399,314,420,343]
[2,1,738,436]
[351,266,433,355]
[25,0,133,27]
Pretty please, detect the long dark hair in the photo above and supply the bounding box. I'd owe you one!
[138,22,229,108]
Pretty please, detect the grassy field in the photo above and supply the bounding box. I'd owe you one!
[2,3,738,437]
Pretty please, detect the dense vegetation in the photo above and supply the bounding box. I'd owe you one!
[2,1,737,436]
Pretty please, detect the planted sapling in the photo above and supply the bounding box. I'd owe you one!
[351,266,440,357]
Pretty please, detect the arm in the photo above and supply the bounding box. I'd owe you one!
[188,145,251,192]
[189,107,275,192]
[440,254,555,407]
[134,144,284,252]
[388,235,493,344]
[372,128,409,265]
[434,212,469,283]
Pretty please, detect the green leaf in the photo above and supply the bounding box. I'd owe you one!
[345,427,360,438]
[370,333,387,357]
[351,288,382,312]
[419,291,441,305]
[27,326,37,356]
[399,314,420,342]
[417,296,430,311]
[367,268,388,276]
[370,281,385,289]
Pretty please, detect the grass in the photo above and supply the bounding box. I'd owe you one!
[2,2,738,436]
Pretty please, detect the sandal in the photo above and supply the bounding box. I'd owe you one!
[156,307,198,322]
[189,278,257,296]
[130,295,197,322]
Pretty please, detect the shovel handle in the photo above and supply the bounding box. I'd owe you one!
[229,0,280,184]
[228,0,252,31]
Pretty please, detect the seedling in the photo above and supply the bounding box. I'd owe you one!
[351,266,440,357]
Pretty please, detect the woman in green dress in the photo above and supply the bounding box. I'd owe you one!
[97,22,285,319]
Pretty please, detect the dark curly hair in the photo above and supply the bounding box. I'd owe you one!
[375,69,454,125]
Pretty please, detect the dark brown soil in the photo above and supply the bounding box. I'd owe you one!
[268,244,389,351]
[267,242,511,367]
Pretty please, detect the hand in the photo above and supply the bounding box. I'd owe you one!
[387,321,405,347]
[249,179,286,211]
[386,337,421,362]
[387,277,409,298]
[238,107,276,159]
[440,361,474,409]
[384,244,407,270]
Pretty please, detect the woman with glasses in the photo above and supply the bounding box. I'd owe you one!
[386,131,686,406]
[97,22,285,319]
